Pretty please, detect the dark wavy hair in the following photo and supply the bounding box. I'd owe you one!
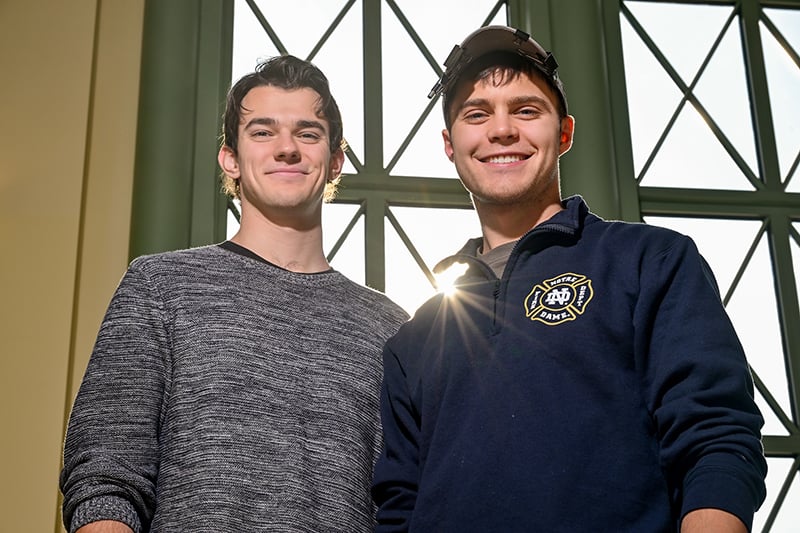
[220,55,344,199]
[442,52,568,131]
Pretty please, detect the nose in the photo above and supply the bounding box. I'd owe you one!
[488,113,518,143]
[275,132,300,162]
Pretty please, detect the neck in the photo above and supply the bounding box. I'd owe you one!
[475,197,563,253]
[232,206,329,273]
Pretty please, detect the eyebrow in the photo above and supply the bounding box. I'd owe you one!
[243,117,276,130]
[243,116,327,132]
[458,94,553,113]
[296,119,327,132]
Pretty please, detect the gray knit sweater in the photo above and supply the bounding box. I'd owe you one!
[60,243,409,533]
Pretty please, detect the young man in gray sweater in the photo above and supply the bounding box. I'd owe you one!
[60,55,409,533]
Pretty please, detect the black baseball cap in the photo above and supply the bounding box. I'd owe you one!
[429,25,568,115]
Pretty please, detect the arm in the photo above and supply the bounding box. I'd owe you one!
[637,235,766,530]
[681,508,748,533]
[372,335,420,532]
[77,520,134,533]
[60,261,168,533]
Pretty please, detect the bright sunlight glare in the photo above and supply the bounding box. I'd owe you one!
[435,262,469,296]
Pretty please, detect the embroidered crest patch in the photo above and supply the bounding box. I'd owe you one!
[524,272,594,325]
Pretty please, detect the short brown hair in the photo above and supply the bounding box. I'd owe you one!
[220,55,344,200]
[442,51,568,131]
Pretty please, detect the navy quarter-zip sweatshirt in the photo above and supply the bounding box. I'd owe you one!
[373,196,766,533]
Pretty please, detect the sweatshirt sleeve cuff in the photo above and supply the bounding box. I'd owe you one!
[681,466,760,531]
[69,495,142,533]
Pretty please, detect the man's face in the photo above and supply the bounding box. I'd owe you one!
[442,70,574,210]
[218,85,344,225]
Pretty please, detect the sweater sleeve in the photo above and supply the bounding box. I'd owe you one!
[636,235,767,529]
[372,332,420,533]
[60,259,169,533]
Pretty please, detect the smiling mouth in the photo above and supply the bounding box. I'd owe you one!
[482,154,529,164]
[267,168,307,176]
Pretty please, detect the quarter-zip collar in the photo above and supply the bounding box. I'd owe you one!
[433,195,589,283]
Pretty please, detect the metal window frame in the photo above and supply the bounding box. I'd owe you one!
[130,1,800,527]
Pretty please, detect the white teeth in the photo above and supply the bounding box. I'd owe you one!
[486,155,522,164]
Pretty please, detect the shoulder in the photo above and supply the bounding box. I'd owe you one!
[328,273,410,324]
[586,218,718,293]
[126,244,250,282]
[129,244,228,272]
[570,196,693,251]
[586,216,697,256]
[386,292,445,346]
[117,245,244,299]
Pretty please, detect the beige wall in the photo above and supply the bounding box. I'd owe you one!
[0,1,144,530]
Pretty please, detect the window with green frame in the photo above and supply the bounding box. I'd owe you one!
[619,2,800,530]
[223,1,799,529]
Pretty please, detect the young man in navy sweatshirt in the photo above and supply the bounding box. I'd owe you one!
[372,25,766,533]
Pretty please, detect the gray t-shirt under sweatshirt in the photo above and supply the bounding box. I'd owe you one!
[60,243,409,533]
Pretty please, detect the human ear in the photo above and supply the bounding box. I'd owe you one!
[442,129,455,162]
[559,116,575,156]
[218,146,241,179]
[328,148,345,181]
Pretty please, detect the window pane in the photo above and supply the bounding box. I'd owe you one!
[382,0,506,178]
[762,8,800,190]
[621,1,756,190]
[325,202,366,283]
[385,206,480,314]
[793,221,800,313]
[232,0,365,168]
[625,2,731,83]
[754,457,800,533]
[693,22,759,178]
